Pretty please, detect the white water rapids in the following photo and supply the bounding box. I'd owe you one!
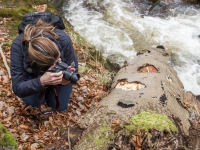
[63,0,200,95]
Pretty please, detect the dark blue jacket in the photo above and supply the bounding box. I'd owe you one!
[10,29,78,98]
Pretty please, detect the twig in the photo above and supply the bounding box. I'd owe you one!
[0,43,11,78]
[68,127,71,150]
[0,43,22,102]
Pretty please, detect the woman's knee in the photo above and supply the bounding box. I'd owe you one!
[22,93,40,107]
[46,84,73,111]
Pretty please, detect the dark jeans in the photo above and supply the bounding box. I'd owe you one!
[22,83,72,111]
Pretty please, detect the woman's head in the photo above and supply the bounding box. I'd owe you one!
[22,19,60,71]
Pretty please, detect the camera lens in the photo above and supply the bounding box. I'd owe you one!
[69,74,79,84]
[63,70,73,80]
[63,70,79,84]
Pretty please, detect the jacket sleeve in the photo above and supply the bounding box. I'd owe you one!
[57,29,78,71]
[10,35,46,98]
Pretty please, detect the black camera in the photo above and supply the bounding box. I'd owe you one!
[51,61,80,84]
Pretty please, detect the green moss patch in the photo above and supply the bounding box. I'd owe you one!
[0,123,18,150]
[87,123,114,147]
[125,111,178,134]
[95,136,109,146]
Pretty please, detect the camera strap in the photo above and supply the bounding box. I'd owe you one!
[39,86,60,115]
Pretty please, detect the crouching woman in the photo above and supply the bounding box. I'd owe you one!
[10,19,79,113]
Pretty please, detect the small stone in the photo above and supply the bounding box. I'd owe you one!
[81,86,88,93]
[7,106,15,116]
[0,70,5,76]
[20,132,29,141]
[31,143,39,150]
[0,101,5,109]
[84,76,89,80]
[117,100,135,108]
[3,111,7,117]
[76,97,84,101]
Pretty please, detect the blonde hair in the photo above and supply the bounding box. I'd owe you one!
[22,19,60,69]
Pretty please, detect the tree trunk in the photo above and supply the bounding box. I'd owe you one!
[73,48,191,150]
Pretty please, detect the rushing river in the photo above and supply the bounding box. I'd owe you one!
[62,0,200,95]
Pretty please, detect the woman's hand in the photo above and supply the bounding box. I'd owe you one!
[59,66,76,85]
[40,71,63,86]
[40,64,76,86]
[67,66,76,72]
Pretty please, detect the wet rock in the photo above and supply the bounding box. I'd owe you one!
[184,0,199,3]
[117,100,135,108]
[156,45,165,50]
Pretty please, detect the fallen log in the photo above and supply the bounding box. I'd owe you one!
[73,48,191,149]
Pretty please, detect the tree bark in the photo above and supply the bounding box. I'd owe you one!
[73,48,191,150]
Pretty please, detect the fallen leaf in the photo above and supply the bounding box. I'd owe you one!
[4,116,11,122]
[19,124,29,130]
